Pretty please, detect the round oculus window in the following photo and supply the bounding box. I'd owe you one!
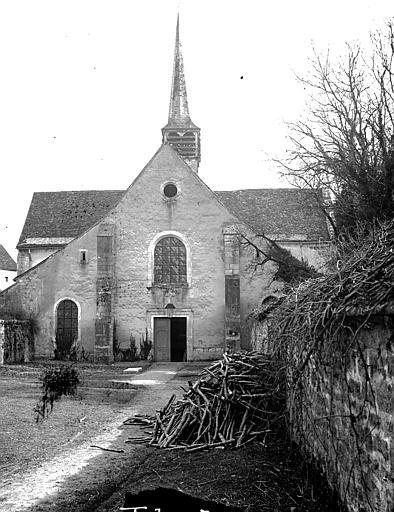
[163,183,178,198]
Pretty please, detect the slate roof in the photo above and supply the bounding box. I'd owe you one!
[17,187,330,248]
[0,245,17,271]
[215,188,329,240]
[18,190,124,247]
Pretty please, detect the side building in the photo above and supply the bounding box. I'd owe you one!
[0,245,17,291]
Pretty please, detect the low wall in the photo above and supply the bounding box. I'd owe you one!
[253,313,393,512]
[0,319,34,364]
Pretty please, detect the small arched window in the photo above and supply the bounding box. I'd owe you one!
[154,236,187,285]
[56,299,79,357]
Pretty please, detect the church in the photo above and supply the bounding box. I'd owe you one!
[1,17,331,363]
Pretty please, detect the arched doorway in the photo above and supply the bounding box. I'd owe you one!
[56,299,78,359]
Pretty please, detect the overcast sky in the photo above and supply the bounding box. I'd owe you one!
[0,0,392,259]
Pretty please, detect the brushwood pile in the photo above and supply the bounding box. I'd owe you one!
[125,352,285,451]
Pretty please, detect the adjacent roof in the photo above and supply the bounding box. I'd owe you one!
[216,188,329,240]
[17,190,124,247]
[0,245,17,271]
[17,187,329,248]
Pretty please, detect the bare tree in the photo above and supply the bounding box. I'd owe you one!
[278,21,394,236]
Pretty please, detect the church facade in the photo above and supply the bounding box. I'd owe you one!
[1,18,331,363]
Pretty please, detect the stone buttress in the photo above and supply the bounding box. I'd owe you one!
[95,222,115,363]
[223,226,241,351]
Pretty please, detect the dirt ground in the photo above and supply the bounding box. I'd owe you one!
[0,361,340,512]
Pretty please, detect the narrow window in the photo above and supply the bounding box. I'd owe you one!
[154,237,187,285]
[79,249,88,264]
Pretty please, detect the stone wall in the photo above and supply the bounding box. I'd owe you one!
[0,319,34,364]
[253,313,393,511]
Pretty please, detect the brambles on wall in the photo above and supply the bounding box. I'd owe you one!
[1,320,34,364]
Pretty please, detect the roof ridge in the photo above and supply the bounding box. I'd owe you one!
[33,189,125,194]
[215,188,317,192]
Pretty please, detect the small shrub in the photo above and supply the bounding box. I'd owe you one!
[34,365,80,422]
[140,329,152,360]
[113,327,139,362]
[128,334,138,361]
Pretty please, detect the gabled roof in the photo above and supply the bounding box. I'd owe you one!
[17,190,124,247]
[215,188,329,241]
[17,185,329,248]
[0,245,17,271]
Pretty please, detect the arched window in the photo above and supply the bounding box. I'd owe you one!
[56,299,79,357]
[154,236,187,285]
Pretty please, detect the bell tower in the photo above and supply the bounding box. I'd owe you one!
[162,15,201,172]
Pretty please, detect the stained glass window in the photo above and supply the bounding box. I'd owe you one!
[154,236,187,285]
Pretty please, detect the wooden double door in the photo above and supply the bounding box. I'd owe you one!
[154,317,187,362]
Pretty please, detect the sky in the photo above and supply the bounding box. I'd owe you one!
[0,0,392,260]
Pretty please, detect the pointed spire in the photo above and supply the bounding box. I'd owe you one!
[162,14,201,172]
[168,13,191,125]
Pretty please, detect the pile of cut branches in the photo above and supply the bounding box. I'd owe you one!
[126,352,285,451]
